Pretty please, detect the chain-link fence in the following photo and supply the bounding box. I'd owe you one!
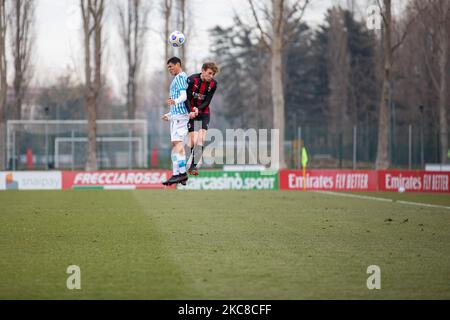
[287,123,449,169]
[5,120,448,170]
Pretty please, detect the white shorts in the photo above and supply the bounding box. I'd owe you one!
[170,115,189,142]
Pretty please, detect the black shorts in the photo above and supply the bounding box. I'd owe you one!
[188,113,210,132]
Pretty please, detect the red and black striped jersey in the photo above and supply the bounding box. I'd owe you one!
[186,73,218,115]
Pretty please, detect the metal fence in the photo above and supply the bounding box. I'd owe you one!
[287,124,449,169]
[6,120,148,170]
[5,120,448,170]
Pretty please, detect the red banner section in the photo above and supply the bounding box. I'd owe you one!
[62,170,174,189]
[378,170,450,193]
[280,170,450,193]
[280,170,378,192]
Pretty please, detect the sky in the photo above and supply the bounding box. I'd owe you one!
[32,0,368,94]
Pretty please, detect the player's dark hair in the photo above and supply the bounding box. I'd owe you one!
[167,56,182,66]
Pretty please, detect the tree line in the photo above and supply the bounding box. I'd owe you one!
[0,0,448,170]
[0,0,190,170]
[209,0,449,168]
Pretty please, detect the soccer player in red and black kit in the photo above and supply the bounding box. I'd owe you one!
[186,62,219,175]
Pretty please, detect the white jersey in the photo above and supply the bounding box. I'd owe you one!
[170,72,189,116]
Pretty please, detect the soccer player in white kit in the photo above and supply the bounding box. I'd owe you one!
[161,57,195,186]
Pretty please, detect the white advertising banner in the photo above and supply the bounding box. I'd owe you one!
[0,172,5,190]
[0,172,62,190]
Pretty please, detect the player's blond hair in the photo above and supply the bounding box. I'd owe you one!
[202,62,219,75]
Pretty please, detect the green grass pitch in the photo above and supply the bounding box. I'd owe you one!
[1,190,450,299]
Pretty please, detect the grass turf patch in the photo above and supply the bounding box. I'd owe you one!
[1,190,449,299]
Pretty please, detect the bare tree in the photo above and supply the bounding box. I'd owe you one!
[81,0,105,171]
[0,0,6,170]
[246,0,310,169]
[162,0,173,96]
[374,0,392,169]
[416,0,449,164]
[117,0,151,120]
[9,0,35,121]
[177,0,186,62]
[327,7,350,160]
[435,0,449,164]
[375,0,421,169]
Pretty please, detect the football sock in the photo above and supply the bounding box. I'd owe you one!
[171,153,179,175]
[177,153,187,174]
[190,147,195,166]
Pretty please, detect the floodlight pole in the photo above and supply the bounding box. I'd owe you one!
[71,130,75,171]
[12,129,16,171]
[298,126,302,169]
[44,107,49,169]
[353,126,357,170]
[419,105,424,169]
[128,128,132,170]
[408,124,412,170]
[45,123,49,169]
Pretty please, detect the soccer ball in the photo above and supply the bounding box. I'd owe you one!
[398,186,405,193]
[169,30,186,47]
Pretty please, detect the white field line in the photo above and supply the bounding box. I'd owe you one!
[316,191,450,211]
